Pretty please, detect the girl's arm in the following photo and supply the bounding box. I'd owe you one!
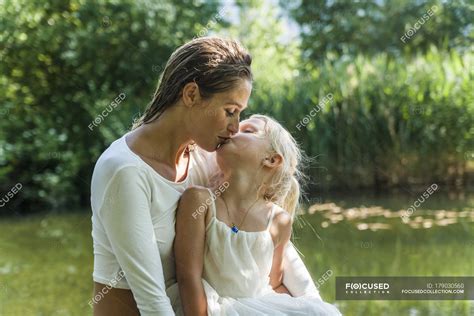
[174,187,209,316]
[269,210,293,294]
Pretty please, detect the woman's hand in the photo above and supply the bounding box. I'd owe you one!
[273,283,291,295]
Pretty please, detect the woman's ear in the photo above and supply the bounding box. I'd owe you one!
[262,153,283,169]
[182,82,201,107]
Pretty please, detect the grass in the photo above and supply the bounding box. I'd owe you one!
[0,211,93,315]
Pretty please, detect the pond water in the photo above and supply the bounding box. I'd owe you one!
[296,189,473,315]
[0,190,472,315]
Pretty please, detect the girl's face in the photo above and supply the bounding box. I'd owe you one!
[216,117,272,171]
[188,79,252,152]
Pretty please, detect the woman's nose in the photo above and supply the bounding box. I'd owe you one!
[228,118,239,135]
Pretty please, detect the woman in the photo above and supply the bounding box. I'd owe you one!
[90,37,319,316]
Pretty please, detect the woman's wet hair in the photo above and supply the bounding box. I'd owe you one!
[132,37,252,129]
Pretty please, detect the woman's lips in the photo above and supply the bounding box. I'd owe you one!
[216,136,231,150]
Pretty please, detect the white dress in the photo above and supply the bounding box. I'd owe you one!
[167,189,342,316]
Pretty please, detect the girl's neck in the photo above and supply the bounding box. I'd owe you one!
[219,171,268,211]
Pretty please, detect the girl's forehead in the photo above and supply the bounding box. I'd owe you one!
[241,117,265,129]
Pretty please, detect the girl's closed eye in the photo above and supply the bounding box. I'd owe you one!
[225,109,235,117]
[239,124,261,134]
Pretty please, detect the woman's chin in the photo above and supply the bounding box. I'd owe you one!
[216,146,227,154]
[216,144,233,157]
[195,141,219,153]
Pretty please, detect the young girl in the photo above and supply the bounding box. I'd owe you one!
[168,114,341,315]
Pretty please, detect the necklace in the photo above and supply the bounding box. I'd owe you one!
[184,142,196,153]
[220,195,260,234]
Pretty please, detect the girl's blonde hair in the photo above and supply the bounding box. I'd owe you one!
[251,114,305,219]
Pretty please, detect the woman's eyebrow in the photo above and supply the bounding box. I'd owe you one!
[226,101,245,109]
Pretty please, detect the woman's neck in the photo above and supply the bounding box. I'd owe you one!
[132,106,192,167]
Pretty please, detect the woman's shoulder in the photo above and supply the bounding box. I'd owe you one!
[94,135,143,175]
[269,204,293,246]
[188,147,219,187]
[190,147,217,172]
[90,135,153,213]
[272,205,293,225]
[91,135,149,192]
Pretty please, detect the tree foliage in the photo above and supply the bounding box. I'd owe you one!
[0,0,220,213]
[282,0,474,60]
[1,0,472,214]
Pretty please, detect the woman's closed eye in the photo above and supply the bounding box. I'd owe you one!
[225,109,235,117]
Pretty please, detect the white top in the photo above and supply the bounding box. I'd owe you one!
[91,132,321,316]
[166,189,341,316]
[90,133,215,316]
[203,188,276,298]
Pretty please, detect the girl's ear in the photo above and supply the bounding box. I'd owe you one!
[262,153,283,169]
[182,82,201,107]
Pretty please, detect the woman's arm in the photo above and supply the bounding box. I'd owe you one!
[269,211,293,294]
[174,187,209,316]
[282,242,321,299]
[99,166,175,315]
[269,210,321,298]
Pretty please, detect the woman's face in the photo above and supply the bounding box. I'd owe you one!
[216,117,271,171]
[188,79,252,152]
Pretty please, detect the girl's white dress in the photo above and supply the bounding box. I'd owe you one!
[167,189,342,315]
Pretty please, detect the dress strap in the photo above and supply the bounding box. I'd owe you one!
[205,188,217,218]
[265,204,276,230]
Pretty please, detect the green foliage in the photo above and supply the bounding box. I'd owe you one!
[222,1,473,191]
[250,48,474,190]
[1,0,473,212]
[0,0,220,214]
[282,0,474,60]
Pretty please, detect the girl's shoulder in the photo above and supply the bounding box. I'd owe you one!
[181,186,212,202]
[177,186,216,229]
[178,186,213,214]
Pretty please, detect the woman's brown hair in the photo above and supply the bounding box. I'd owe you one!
[132,37,252,129]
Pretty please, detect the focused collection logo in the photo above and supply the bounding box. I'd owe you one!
[344,282,390,294]
[336,277,472,300]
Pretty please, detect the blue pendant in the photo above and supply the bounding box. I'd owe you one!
[231,225,239,234]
